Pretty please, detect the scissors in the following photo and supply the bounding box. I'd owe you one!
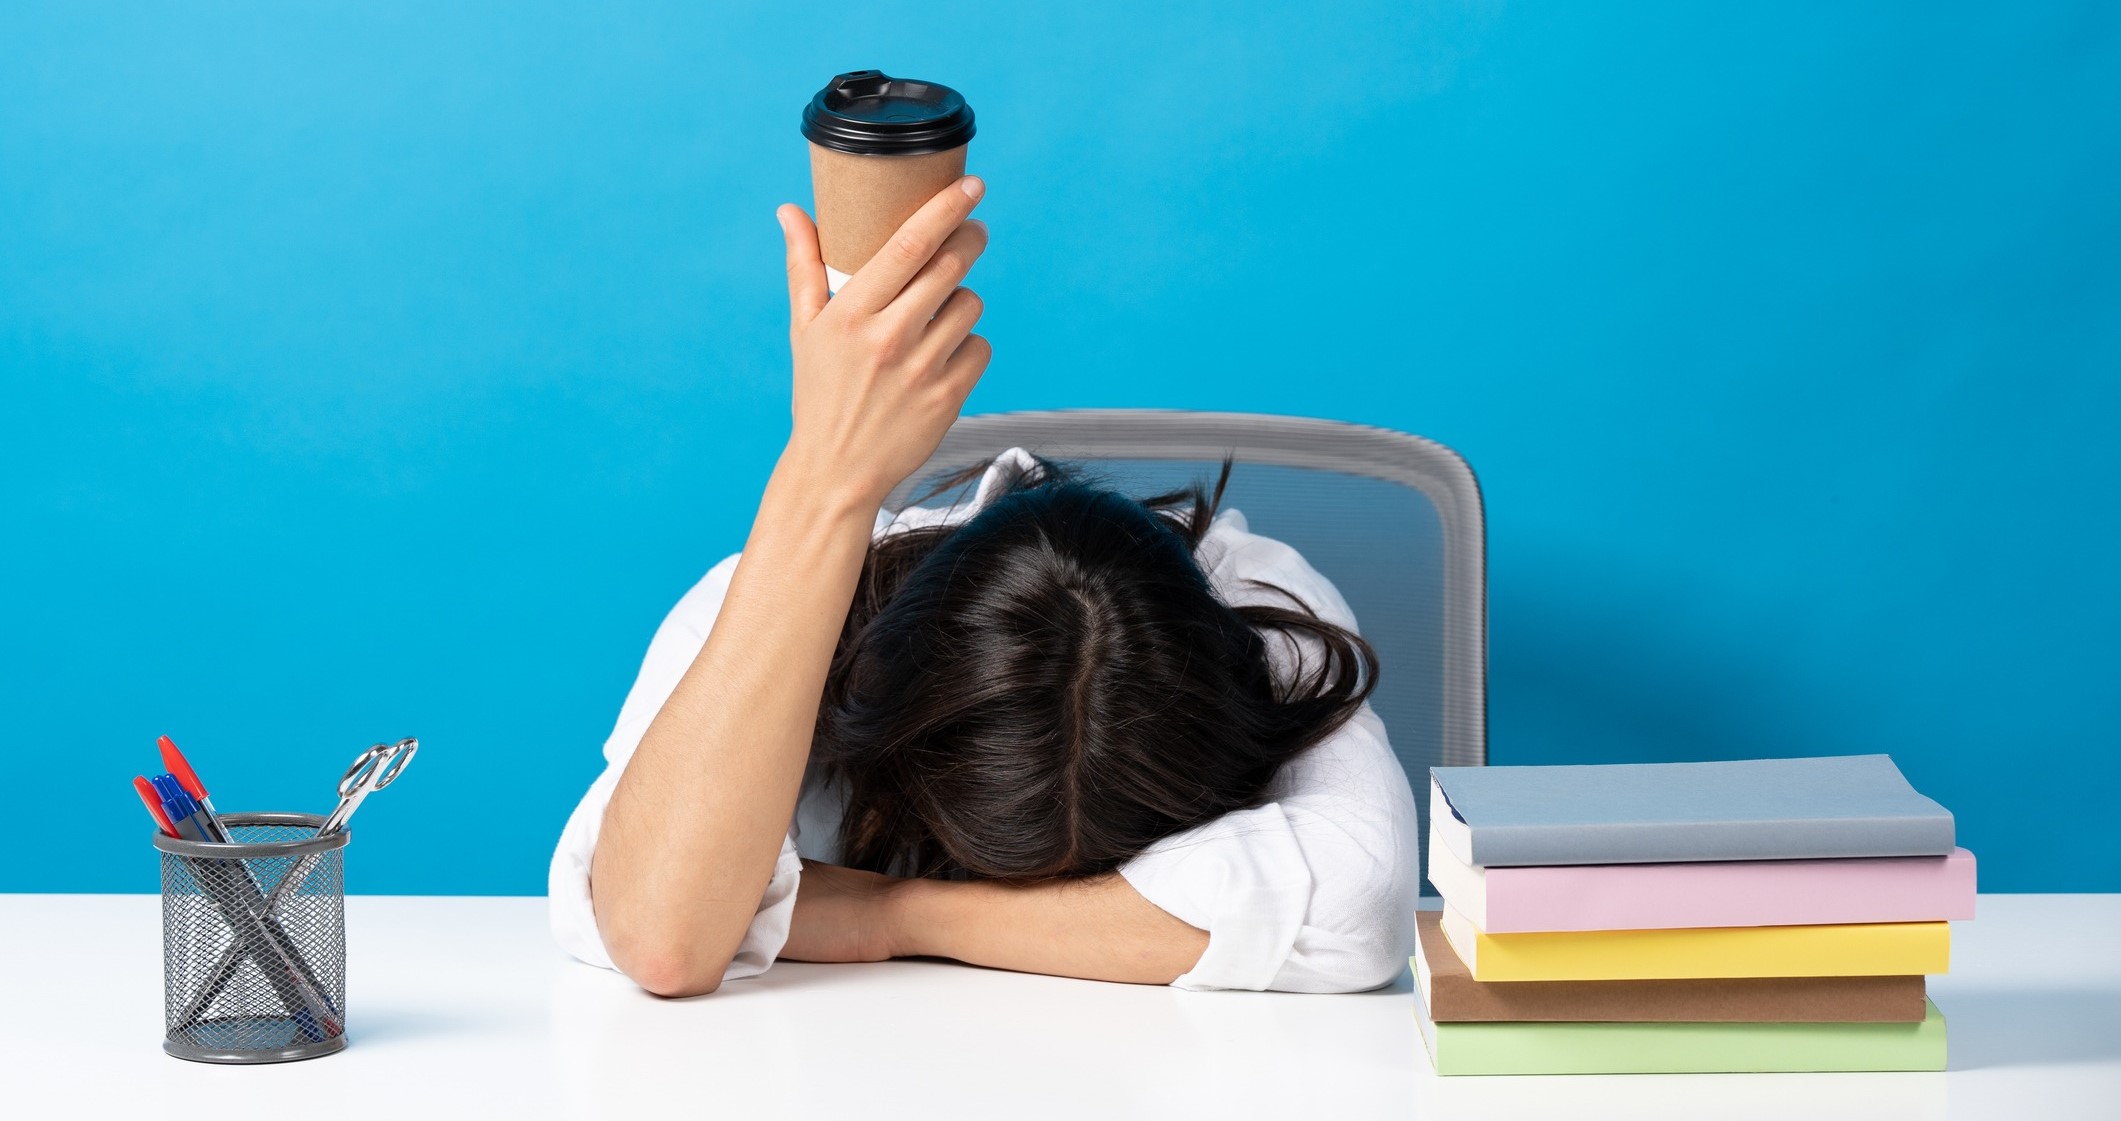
[318,737,418,836]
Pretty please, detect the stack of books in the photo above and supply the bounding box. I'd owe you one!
[1413,755,1974,1075]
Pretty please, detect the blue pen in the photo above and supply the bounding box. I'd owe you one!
[156,775,216,844]
[152,775,206,841]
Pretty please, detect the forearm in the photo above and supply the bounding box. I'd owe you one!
[891,873,1210,986]
[592,448,875,994]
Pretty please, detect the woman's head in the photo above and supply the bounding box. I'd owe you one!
[814,456,1377,881]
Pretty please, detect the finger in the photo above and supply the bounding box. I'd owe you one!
[913,286,984,367]
[833,175,985,315]
[938,333,992,402]
[891,219,988,323]
[778,204,828,329]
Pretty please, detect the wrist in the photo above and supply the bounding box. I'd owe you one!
[882,875,955,960]
[773,438,895,517]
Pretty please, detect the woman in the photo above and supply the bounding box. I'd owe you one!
[549,175,1419,996]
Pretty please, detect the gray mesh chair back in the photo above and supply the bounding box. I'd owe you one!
[889,410,1487,884]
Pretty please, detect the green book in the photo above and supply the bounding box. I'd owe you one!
[1415,991,1948,1075]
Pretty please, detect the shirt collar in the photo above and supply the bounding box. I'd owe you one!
[873,446,1046,539]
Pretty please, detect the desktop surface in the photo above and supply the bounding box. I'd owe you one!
[3,894,2115,1119]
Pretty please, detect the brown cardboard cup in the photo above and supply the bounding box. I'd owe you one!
[808,142,968,290]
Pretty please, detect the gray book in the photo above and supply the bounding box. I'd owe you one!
[1429,755,1955,867]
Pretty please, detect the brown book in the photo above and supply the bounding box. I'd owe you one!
[1414,911,1927,1022]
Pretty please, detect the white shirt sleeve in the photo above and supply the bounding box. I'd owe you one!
[1116,510,1422,993]
[546,553,807,981]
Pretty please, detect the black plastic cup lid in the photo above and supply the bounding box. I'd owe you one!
[801,70,975,157]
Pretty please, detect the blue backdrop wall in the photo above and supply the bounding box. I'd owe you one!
[5,2,2116,894]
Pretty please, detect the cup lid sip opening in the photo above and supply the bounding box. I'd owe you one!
[802,70,976,156]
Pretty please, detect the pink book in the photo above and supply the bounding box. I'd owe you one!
[1427,829,1977,933]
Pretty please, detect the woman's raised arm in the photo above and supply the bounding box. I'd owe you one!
[589,176,991,996]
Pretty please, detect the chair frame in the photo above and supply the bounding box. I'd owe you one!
[891,409,1487,770]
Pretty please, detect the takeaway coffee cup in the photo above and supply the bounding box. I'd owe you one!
[802,69,976,293]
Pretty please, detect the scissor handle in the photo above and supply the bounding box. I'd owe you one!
[338,737,418,798]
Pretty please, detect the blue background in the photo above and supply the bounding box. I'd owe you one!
[5,2,2116,894]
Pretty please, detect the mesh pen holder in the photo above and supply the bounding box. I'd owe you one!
[155,812,350,1063]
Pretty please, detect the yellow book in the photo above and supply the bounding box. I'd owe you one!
[1439,905,1951,981]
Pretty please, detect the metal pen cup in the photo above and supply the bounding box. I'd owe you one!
[155,812,350,1063]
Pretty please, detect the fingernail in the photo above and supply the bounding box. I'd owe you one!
[960,176,984,200]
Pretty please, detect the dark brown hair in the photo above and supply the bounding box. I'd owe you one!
[813,455,1378,881]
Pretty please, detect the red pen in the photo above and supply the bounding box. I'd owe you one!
[133,775,177,836]
[158,735,230,843]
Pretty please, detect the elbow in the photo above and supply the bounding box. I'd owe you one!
[1338,943,1410,993]
[626,950,728,999]
[605,929,729,998]
[1332,901,1417,992]
[594,895,731,998]
[1276,940,1405,995]
[1286,876,1415,993]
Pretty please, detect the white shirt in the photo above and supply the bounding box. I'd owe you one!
[548,448,1421,993]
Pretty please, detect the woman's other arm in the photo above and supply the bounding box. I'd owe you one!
[781,860,1210,985]
[590,176,993,996]
[894,873,1211,984]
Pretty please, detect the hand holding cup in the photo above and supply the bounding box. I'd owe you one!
[777,176,991,508]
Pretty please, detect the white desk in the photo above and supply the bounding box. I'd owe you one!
[3,894,2115,1119]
